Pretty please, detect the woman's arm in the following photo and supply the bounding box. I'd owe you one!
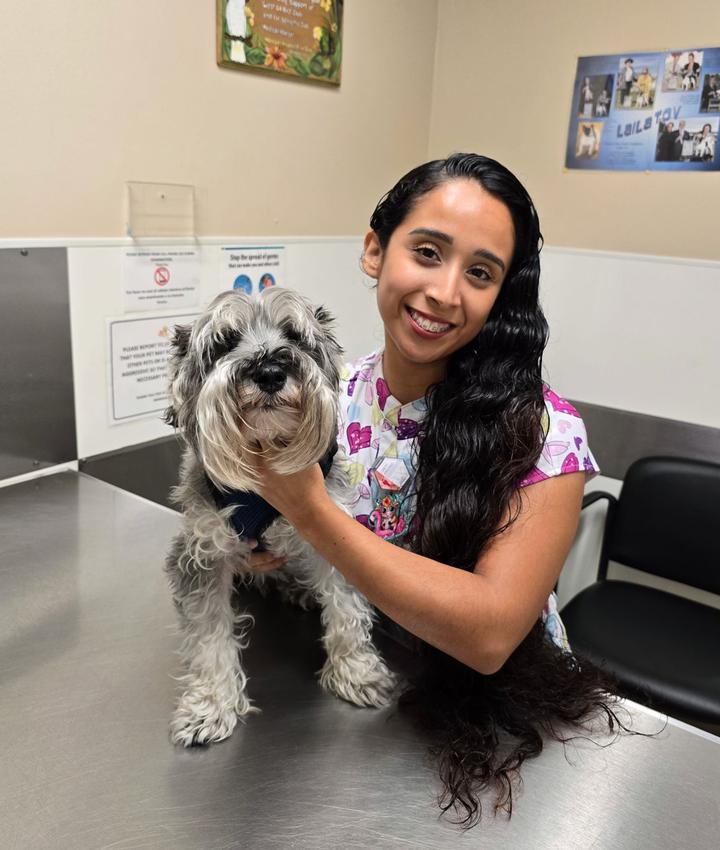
[257,463,585,674]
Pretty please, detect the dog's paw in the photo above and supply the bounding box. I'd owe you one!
[169,688,258,747]
[319,653,398,708]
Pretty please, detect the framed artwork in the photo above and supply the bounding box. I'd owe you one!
[217,0,344,86]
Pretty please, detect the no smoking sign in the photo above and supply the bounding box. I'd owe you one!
[154,265,170,287]
[123,248,199,311]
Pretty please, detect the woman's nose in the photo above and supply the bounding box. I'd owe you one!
[425,266,461,307]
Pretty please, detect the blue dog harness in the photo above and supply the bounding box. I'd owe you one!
[205,441,338,550]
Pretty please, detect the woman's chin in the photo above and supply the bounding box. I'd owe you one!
[388,334,454,367]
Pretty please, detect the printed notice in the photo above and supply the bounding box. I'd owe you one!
[123,247,201,311]
[220,245,286,294]
[108,313,197,422]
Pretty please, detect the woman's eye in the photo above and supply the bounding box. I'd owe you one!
[413,244,439,261]
[468,267,492,284]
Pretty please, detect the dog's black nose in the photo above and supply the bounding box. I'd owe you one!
[252,362,286,394]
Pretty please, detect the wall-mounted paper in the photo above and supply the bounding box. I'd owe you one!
[220,245,286,294]
[108,313,198,422]
[123,247,200,312]
[566,47,720,171]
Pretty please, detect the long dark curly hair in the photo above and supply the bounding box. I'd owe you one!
[370,153,625,827]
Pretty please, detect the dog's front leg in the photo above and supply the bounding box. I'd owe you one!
[315,567,397,708]
[166,534,257,746]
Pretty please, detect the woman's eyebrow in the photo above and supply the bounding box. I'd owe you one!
[409,226,453,244]
[408,227,507,272]
[474,248,506,272]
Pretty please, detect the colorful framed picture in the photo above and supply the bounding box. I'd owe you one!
[217,0,344,86]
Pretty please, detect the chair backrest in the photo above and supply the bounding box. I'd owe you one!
[606,455,720,594]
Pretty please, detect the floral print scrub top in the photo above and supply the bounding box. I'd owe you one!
[336,350,600,651]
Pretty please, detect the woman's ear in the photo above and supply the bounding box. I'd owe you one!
[361,230,383,279]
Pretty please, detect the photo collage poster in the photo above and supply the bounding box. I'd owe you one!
[566,47,720,170]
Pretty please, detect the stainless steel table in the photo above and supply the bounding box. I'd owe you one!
[1,473,718,850]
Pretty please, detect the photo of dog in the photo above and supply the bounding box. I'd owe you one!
[575,122,603,159]
[164,288,396,746]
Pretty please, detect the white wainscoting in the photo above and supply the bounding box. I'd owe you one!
[541,246,720,430]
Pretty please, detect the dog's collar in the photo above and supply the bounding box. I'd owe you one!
[205,439,338,550]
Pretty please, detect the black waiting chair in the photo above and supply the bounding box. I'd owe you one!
[561,456,720,725]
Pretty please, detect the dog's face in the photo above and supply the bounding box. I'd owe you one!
[166,288,343,490]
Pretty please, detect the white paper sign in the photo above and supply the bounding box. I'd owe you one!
[123,247,200,312]
[220,245,286,294]
[108,313,197,422]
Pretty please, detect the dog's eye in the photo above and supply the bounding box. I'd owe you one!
[213,330,241,358]
[283,326,304,345]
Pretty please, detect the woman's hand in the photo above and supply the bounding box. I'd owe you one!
[242,455,331,571]
[245,540,287,573]
[254,455,331,531]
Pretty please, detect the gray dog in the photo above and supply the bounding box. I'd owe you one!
[164,288,396,747]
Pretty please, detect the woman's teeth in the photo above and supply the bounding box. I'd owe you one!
[409,308,451,334]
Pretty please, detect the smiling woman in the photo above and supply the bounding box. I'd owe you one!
[253,153,625,826]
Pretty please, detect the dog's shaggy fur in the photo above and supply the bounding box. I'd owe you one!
[164,288,396,746]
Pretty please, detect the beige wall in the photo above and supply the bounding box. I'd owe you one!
[429,0,720,260]
[0,0,438,238]
[4,0,717,258]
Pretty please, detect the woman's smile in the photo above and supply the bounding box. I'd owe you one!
[405,305,455,337]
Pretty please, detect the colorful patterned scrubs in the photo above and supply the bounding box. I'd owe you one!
[337,350,600,651]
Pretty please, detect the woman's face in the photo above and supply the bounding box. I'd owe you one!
[363,179,515,370]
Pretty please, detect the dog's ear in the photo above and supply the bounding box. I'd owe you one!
[316,306,344,349]
[314,306,343,352]
[169,324,192,359]
[162,404,179,428]
[164,324,192,428]
[314,306,332,326]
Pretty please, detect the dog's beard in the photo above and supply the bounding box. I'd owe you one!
[194,358,338,492]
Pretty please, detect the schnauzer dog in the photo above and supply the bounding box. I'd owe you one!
[164,288,396,747]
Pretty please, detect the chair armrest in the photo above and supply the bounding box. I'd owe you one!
[582,490,617,510]
[580,490,617,582]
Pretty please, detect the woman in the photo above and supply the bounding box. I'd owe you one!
[580,76,594,117]
[595,88,610,117]
[250,153,621,825]
[694,123,715,161]
[636,68,654,108]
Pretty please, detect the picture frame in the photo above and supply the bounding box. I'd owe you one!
[217,0,344,86]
